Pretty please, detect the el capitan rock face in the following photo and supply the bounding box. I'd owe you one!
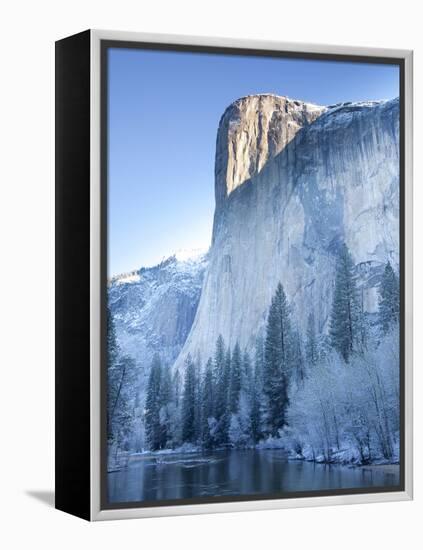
[214,94,325,210]
[175,94,400,369]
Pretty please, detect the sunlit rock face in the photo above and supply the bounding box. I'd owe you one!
[215,94,325,209]
[175,94,400,369]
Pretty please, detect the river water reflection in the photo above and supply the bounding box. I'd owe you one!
[108,449,400,504]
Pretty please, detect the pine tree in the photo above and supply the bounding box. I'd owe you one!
[164,368,182,448]
[305,311,318,367]
[158,362,172,449]
[213,336,230,446]
[357,285,370,352]
[213,335,225,418]
[229,343,242,413]
[239,350,253,442]
[201,358,215,449]
[263,282,292,436]
[251,338,264,443]
[329,243,359,363]
[379,262,400,334]
[291,329,305,383]
[172,369,181,409]
[224,347,232,393]
[194,361,202,442]
[221,347,232,444]
[250,386,261,444]
[145,354,162,450]
[181,354,197,444]
[242,350,253,395]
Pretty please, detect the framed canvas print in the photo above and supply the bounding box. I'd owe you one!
[55,29,413,521]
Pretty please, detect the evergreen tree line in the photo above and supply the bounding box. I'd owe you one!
[144,338,258,451]
[109,242,400,463]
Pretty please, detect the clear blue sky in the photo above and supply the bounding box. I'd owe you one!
[108,47,399,276]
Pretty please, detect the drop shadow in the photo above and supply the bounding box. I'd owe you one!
[26,490,55,508]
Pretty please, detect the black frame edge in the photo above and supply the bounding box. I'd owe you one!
[55,29,91,521]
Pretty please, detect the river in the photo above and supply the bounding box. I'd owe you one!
[107,449,400,504]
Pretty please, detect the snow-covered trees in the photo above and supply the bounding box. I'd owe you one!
[145,354,163,451]
[305,312,318,367]
[288,331,399,464]
[181,355,198,444]
[213,336,230,446]
[107,245,400,465]
[229,343,242,413]
[250,339,264,443]
[329,244,360,362]
[107,305,120,444]
[379,262,400,334]
[201,358,215,449]
[158,362,173,448]
[263,282,292,436]
[144,354,179,450]
[228,350,253,446]
[107,305,137,466]
[286,253,400,464]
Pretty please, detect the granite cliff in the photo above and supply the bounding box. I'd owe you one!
[175,94,399,369]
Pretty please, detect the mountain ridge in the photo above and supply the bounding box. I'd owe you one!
[108,248,208,372]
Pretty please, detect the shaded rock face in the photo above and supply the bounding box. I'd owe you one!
[109,251,207,370]
[176,94,400,369]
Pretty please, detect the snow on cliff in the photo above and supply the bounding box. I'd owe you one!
[108,249,208,369]
[174,94,399,370]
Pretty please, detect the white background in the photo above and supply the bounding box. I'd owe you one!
[0,0,420,548]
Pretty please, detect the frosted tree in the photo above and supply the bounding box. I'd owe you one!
[263,282,292,436]
[201,358,215,449]
[228,414,243,445]
[172,369,181,409]
[229,342,242,413]
[109,354,137,463]
[229,348,253,446]
[287,334,400,464]
[107,306,119,368]
[239,350,253,441]
[213,336,230,445]
[329,243,359,362]
[107,306,137,463]
[379,262,400,334]
[225,347,232,389]
[242,350,253,394]
[193,360,202,443]
[288,355,341,462]
[168,369,182,448]
[356,285,370,353]
[106,305,120,443]
[181,354,197,444]
[305,311,318,367]
[291,328,306,384]
[213,335,226,414]
[145,354,163,451]
[250,340,264,443]
[158,362,172,449]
